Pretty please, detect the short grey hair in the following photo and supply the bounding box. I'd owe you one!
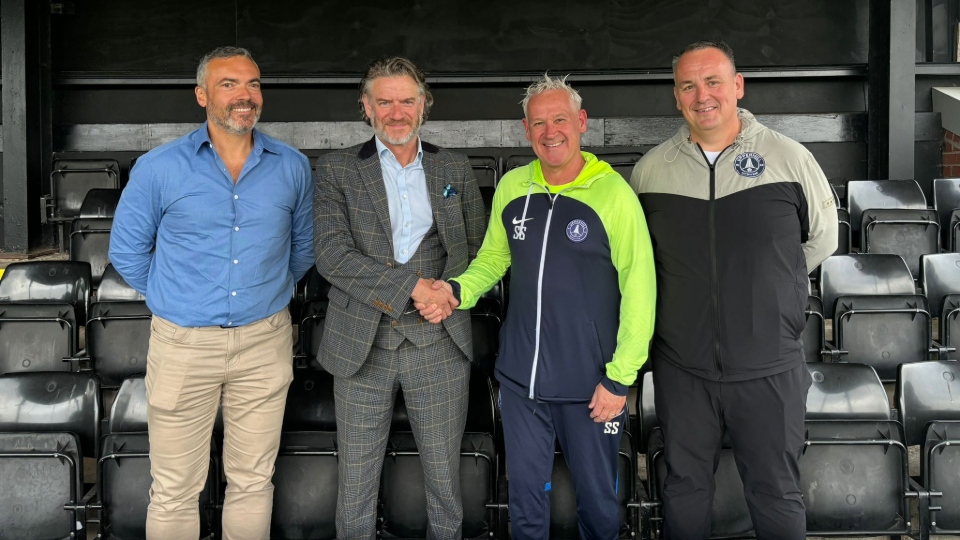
[358,56,434,126]
[521,73,583,118]
[672,40,737,78]
[196,46,258,88]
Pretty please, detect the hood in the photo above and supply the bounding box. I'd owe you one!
[525,152,616,191]
[668,108,766,160]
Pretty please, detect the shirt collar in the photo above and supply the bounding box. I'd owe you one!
[375,136,423,167]
[192,121,278,155]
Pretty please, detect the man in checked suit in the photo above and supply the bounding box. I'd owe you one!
[313,56,485,539]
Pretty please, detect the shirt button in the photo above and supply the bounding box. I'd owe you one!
[234,195,239,200]
[402,194,407,200]
[233,259,239,264]
[227,321,232,325]
[234,227,239,232]
[405,222,410,228]
[402,249,407,255]
[231,291,237,296]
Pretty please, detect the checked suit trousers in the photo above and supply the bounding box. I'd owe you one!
[334,333,470,539]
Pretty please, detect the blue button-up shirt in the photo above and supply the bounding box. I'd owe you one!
[376,137,433,264]
[109,123,314,327]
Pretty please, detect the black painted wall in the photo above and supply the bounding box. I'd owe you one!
[52,0,869,75]
[38,0,957,199]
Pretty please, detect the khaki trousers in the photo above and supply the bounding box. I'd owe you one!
[145,310,294,540]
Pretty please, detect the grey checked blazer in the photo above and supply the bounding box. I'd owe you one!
[313,137,486,378]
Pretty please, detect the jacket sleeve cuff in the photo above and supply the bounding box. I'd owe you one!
[448,279,462,304]
[600,375,630,397]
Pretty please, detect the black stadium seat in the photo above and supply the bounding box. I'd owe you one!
[895,363,959,535]
[921,253,960,319]
[845,179,927,238]
[65,264,150,386]
[801,420,911,536]
[818,254,916,318]
[921,253,960,359]
[272,369,338,539]
[592,151,643,181]
[98,375,218,539]
[0,261,90,373]
[0,302,79,374]
[951,209,960,252]
[818,254,940,380]
[640,360,905,539]
[933,178,960,249]
[805,362,890,420]
[0,372,100,539]
[43,159,121,222]
[895,360,960,446]
[469,155,499,217]
[860,208,940,278]
[635,371,657,455]
[803,295,825,362]
[381,372,498,539]
[836,207,852,256]
[832,293,934,381]
[85,304,151,387]
[296,267,331,369]
[79,188,123,218]
[70,217,113,288]
[0,260,92,322]
[921,421,960,534]
[97,264,145,301]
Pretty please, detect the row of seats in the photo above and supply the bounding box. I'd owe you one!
[0,259,641,538]
[802,253,960,381]
[636,360,960,538]
[0,368,642,539]
[0,261,148,384]
[833,179,960,278]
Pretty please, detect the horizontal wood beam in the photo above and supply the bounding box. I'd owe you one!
[54,113,876,152]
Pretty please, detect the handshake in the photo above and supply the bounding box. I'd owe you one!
[411,278,458,324]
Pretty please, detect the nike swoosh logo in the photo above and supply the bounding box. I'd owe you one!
[512,217,533,225]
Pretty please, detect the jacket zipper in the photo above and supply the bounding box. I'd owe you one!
[699,144,732,380]
[526,181,590,399]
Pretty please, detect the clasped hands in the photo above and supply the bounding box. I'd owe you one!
[411,278,457,324]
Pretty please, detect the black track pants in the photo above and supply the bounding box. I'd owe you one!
[654,359,812,540]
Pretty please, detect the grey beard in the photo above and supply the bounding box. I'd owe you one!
[373,119,421,146]
[210,107,261,136]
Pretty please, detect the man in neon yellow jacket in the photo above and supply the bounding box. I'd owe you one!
[419,74,656,539]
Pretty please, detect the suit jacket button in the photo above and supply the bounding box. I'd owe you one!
[391,320,398,326]
[417,271,423,277]
[387,262,393,268]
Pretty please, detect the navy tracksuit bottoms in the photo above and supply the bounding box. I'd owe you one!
[499,384,624,540]
[654,359,812,540]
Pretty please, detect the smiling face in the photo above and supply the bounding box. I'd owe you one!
[673,46,744,147]
[522,89,588,177]
[195,55,263,136]
[362,75,425,148]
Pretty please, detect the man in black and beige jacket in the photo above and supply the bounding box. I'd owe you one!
[630,40,837,540]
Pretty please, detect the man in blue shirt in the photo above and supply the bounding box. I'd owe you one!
[110,46,313,540]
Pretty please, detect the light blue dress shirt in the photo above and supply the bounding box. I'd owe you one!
[109,122,315,327]
[376,137,433,264]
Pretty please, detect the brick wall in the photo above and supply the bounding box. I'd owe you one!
[944,129,960,177]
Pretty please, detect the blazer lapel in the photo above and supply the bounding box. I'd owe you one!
[422,150,448,240]
[356,140,395,243]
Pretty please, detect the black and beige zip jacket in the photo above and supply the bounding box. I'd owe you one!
[630,109,838,382]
